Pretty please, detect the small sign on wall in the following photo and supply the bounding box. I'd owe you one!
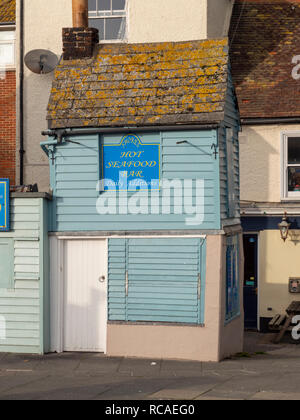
[102,134,160,191]
[0,179,10,231]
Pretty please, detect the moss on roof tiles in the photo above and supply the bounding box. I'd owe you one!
[47,38,230,129]
[0,0,15,23]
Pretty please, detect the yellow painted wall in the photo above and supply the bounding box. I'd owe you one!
[259,229,300,319]
[240,124,300,203]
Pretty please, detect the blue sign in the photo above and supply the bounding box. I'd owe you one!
[0,179,10,231]
[102,134,160,191]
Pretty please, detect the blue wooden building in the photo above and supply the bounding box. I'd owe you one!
[41,38,243,361]
[0,193,50,354]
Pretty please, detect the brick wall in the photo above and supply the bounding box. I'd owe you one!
[0,70,16,184]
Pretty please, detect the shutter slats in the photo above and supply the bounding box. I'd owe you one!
[108,238,206,324]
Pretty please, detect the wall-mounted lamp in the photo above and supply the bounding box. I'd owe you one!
[278,212,291,242]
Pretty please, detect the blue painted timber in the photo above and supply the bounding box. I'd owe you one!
[108,237,206,324]
[47,128,240,232]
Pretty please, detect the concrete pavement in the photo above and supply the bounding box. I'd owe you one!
[0,332,300,400]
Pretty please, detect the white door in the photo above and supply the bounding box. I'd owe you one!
[63,239,107,352]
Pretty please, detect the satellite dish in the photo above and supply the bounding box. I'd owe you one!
[24,49,59,74]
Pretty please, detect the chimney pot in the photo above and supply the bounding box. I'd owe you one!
[72,0,89,28]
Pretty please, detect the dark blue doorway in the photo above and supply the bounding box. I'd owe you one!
[243,234,258,329]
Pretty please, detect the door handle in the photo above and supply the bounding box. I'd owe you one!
[99,276,106,283]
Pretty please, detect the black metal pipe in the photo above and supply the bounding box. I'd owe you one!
[19,0,25,185]
[241,117,300,126]
[41,124,220,139]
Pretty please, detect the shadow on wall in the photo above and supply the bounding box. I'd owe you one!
[239,127,277,202]
[22,66,57,190]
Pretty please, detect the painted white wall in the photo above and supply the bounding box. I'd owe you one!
[239,124,300,203]
[128,0,207,43]
[16,0,72,191]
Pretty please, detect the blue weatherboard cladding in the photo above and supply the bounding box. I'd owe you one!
[220,71,241,223]
[48,130,223,232]
[108,238,206,324]
[0,197,49,354]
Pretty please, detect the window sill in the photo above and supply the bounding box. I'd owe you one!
[281,197,300,202]
[98,39,127,44]
[0,67,16,73]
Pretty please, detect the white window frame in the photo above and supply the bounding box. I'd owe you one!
[281,131,300,200]
[88,0,127,42]
[0,26,16,71]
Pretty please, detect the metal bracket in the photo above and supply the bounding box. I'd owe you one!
[211,143,218,159]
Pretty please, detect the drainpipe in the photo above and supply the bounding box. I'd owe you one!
[19,0,25,185]
[72,0,89,27]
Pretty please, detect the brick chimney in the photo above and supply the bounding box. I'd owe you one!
[62,0,99,60]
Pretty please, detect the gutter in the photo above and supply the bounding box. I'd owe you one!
[241,117,300,126]
[41,124,221,139]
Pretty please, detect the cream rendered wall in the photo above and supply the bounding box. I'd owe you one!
[259,230,300,319]
[128,0,207,43]
[16,0,72,192]
[240,124,300,203]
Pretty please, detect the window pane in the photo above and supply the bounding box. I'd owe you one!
[288,137,300,164]
[99,0,110,10]
[288,167,300,192]
[0,31,15,41]
[105,17,125,40]
[89,18,104,39]
[88,0,97,11]
[112,0,125,10]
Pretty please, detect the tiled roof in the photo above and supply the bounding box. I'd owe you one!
[229,0,300,119]
[47,39,230,129]
[0,0,15,24]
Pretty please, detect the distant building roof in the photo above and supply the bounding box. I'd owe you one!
[0,0,15,24]
[229,0,300,120]
[47,39,231,129]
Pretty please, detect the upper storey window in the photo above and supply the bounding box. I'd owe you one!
[88,0,127,41]
[282,133,300,199]
[0,30,15,69]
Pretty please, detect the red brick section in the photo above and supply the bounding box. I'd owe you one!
[229,1,300,119]
[0,70,16,184]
